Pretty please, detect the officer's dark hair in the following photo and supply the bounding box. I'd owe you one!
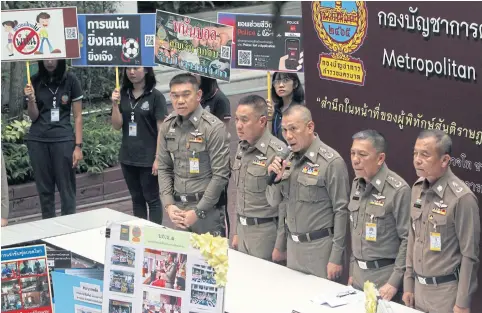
[238,94,268,117]
[417,130,452,156]
[33,59,67,85]
[170,252,178,260]
[169,73,199,90]
[121,67,157,92]
[352,129,387,154]
[271,72,305,107]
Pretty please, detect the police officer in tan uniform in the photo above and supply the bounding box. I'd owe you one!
[158,73,230,236]
[403,130,480,313]
[266,105,350,280]
[231,95,289,261]
[347,130,410,302]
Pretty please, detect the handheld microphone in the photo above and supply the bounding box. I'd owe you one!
[267,146,291,186]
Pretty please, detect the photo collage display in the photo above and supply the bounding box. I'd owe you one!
[102,224,225,313]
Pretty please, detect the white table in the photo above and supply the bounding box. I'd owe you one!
[41,212,419,313]
[1,208,135,247]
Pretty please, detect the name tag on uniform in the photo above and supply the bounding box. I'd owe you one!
[129,122,137,136]
[51,108,59,122]
[430,232,441,251]
[189,158,200,174]
[252,159,266,167]
[365,223,377,241]
[189,137,203,143]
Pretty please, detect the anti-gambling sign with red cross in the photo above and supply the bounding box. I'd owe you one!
[1,7,80,62]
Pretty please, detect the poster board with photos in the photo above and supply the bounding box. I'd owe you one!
[1,244,53,313]
[155,10,233,82]
[102,223,226,313]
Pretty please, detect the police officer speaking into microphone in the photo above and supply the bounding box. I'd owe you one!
[157,73,230,236]
[266,105,350,280]
[347,130,410,303]
[403,130,480,313]
[231,95,289,262]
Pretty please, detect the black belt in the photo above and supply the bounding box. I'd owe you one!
[415,272,458,285]
[237,215,277,226]
[173,192,204,203]
[288,227,333,243]
[355,258,395,270]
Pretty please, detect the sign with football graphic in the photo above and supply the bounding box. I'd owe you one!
[72,13,157,67]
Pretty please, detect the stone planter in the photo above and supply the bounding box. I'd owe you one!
[8,165,129,219]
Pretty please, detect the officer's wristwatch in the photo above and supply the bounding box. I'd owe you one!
[75,143,83,149]
[195,208,206,219]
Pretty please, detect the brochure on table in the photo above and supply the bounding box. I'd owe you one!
[1,244,53,313]
[102,222,226,313]
[51,271,103,313]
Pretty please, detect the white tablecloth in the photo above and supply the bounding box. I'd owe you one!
[1,208,135,247]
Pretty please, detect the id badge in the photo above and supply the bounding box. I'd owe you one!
[51,108,60,122]
[430,232,441,251]
[189,158,200,174]
[129,122,137,136]
[365,223,377,242]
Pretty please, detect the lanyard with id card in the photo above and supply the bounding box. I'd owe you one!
[47,85,60,122]
[430,222,441,251]
[365,214,377,242]
[190,151,200,174]
[128,92,141,137]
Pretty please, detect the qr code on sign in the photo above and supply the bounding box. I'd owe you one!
[238,50,252,66]
[145,35,154,47]
[220,45,231,59]
[64,27,78,40]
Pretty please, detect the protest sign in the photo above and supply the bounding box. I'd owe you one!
[218,12,303,72]
[1,7,79,62]
[155,10,233,81]
[1,244,53,313]
[72,14,158,67]
[102,223,227,313]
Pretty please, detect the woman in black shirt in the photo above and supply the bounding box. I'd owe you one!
[24,59,84,219]
[111,67,167,224]
[195,75,232,236]
[196,75,231,126]
[268,72,305,143]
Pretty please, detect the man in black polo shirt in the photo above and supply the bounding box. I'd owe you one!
[24,59,84,219]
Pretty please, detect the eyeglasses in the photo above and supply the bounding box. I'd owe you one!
[273,78,292,86]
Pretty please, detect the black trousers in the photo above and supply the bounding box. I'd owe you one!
[27,140,76,219]
[121,163,163,224]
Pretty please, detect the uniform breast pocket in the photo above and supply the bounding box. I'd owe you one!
[296,174,328,202]
[348,201,360,229]
[410,209,422,235]
[188,141,210,174]
[245,165,268,192]
[165,136,179,162]
[365,205,389,233]
[232,159,241,186]
[428,213,448,240]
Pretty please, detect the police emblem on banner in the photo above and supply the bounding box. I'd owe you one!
[312,1,368,86]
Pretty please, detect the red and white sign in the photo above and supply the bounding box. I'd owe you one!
[1,7,80,61]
